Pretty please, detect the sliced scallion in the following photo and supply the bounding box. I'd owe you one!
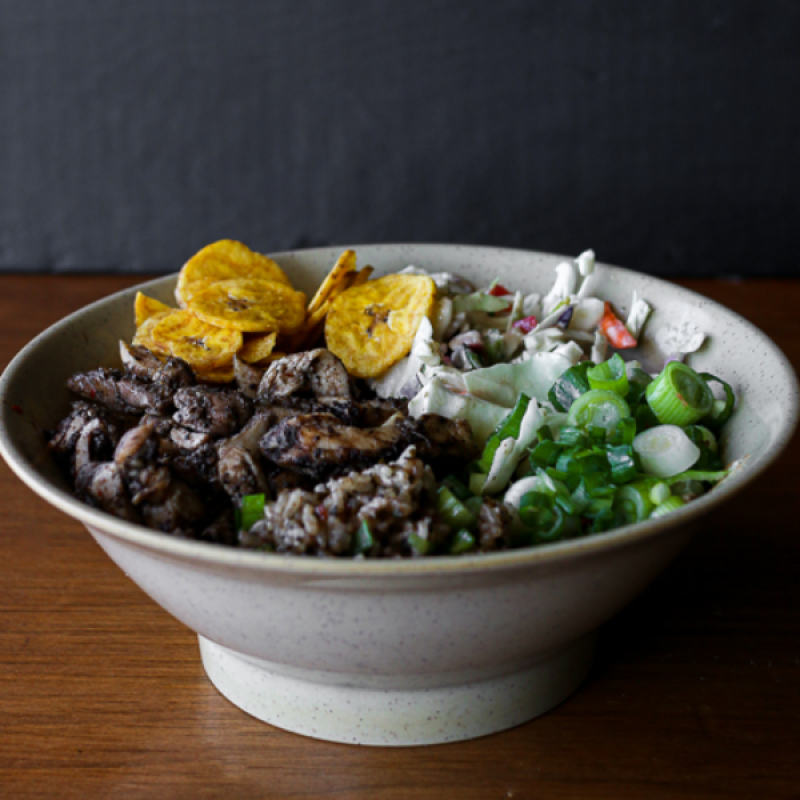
[633,424,701,477]
[650,495,686,518]
[567,389,631,435]
[646,362,714,426]
[236,493,265,532]
[587,354,629,396]
[547,362,594,412]
[699,372,736,429]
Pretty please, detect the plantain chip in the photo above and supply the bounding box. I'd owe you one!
[324,274,436,378]
[176,240,291,307]
[135,293,173,328]
[132,311,173,355]
[306,250,357,315]
[238,331,278,364]
[150,309,243,368]
[187,278,306,334]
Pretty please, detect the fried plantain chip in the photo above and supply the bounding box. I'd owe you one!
[324,274,436,378]
[187,278,306,334]
[132,311,173,355]
[306,250,357,315]
[135,293,173,328]
[238,331,278,363]
[176,240,291,307]
[150,309,243,368]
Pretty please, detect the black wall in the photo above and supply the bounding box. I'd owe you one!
[1,1,798,276]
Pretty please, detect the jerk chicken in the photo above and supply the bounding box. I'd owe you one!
[49,345,501,556]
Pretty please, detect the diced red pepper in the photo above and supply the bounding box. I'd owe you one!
[512,315,538,334]
[489,283,512,297]
[599,302,637,349]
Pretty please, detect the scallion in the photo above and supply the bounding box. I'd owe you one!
[236,493,265,532]
[587,354,629,396]
[646,362,714,426]
[567,389,631,435]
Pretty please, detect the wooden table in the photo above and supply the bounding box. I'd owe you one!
[1,275,798,799]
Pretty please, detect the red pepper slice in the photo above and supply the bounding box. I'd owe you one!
[488,283,512,297]
[512,315,538,334]
[599,302,637,349]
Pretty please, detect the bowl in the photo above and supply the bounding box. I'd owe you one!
[1,244,797,746]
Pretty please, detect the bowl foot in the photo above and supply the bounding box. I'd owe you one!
[198,634,596,746]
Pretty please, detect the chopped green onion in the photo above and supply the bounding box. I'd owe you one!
[609,417,637,446]
[613,481,655,523]
[646,362,714,426]
[650,495,686,518]
[529,438,562,469]
[557,426,588,447]
[606,444,639,484]
[442,474,471,501]
[464,495,484,518]
[548,362,594,412]
[649,481,671,505]
[567,389,631,435]
[633,425,701,477]
[436,486,477,531]
[409,532,433,555]
[449,529,477,554]
[699,373,736,429]
[534,505,566,544]
[518,491,554,527]
[665,469,729,485]
[352,519,374,555]
[587,354,629,396]
[236,493,265,532]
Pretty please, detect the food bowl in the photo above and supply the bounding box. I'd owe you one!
[1,244,797,746]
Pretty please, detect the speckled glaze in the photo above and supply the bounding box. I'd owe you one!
[1,245,797,746]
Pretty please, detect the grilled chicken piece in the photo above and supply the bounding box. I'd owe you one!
[73,418,140,523]
[259,412,477,481]
[217,410,276,504]
[258,349,351,402]
[48,401,133,475]
[233,357,265,400]
[172,386,253,437]
[120,342,194,391]
[67,367,178,414]
[114,420,205,532]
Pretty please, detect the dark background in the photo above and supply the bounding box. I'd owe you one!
[1,0,798,277]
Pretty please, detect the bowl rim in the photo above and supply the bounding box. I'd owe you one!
[1,243,798,577]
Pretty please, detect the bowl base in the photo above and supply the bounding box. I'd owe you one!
[198,634,596,746]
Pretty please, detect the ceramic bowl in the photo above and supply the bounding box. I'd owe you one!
[1,244,797,746]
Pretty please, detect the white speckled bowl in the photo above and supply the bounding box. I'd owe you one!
[1,245,797,746]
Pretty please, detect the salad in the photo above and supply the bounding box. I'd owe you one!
[371,250,736,547]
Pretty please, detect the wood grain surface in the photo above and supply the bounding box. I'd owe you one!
[1,275,798,799]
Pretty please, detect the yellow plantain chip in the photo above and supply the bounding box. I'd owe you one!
[132,311,173,355]
[150,309,243,369]
[135,293,173,328]
[324,274,436,378]
[176,240,291,306]
[238,331,278,363]
[350,265,374,288]
[306,250,357,315]
[187,278,306,334]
